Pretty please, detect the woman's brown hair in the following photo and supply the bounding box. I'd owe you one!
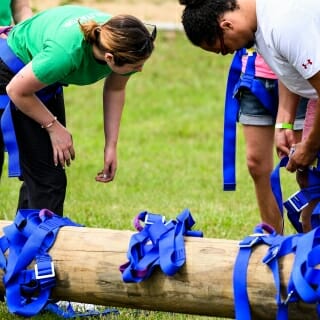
[79,14,156,66]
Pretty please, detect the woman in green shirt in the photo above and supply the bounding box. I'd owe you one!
[1,5,156,215]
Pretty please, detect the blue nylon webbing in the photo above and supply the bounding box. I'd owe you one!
[223,49,278,191]
[271,156,320,233]
[120,209,203,283]
[0,209,83,317]
[223,49,243,191]
[0,38,63,177]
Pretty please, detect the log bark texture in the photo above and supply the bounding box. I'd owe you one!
[0,221,317,319]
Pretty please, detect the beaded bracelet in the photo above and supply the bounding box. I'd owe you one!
[41,116,57,129]
[275,122,293,130]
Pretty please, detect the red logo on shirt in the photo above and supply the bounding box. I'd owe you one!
[302,59,313,69]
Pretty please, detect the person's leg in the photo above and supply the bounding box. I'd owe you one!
[242,124,283,233]
[238,83,283,233]
[13,91,67,216]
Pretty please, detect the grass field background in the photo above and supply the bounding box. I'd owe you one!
[0,30,298,319]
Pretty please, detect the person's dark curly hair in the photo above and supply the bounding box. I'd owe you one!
[179,0,239,47]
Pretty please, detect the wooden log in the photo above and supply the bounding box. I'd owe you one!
[0,220,317,319]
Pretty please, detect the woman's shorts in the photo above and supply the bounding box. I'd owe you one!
[238,77,307,130]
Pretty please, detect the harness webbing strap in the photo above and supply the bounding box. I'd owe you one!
[233,223,278,319]
[223,49,278,191]
[234,221,320,320]
[223,49,243,191]
[119,208,203,283]
[0,209,82,317]
[271,155,320,233]
[0,38,63,177]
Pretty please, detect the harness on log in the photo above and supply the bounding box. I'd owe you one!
[120,208,203,282]
[0,209,119,318]
[234,155,320,319]
[223,48,278,191]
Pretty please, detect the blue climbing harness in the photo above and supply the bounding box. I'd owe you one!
[120,208,203,282]
[0,37,63,177]
[233,154,320,319]
[0,209,82,317]
[223,48,278,191]
[234,222,320,319]
[0,209,119,318]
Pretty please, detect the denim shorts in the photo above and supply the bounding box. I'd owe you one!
[238,77,307,130]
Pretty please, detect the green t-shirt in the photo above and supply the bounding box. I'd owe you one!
[7,5,113,85]
[0,0,13,26]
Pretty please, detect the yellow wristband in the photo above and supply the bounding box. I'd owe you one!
[275,122,293,130]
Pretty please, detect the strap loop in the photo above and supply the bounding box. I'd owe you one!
[120,208,203,283]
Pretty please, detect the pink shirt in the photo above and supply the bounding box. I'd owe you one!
[242,53,277,79]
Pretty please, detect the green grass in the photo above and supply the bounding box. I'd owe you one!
[0,31,299,319]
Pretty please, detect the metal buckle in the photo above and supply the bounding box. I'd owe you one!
[35,262,55,280]
[283,290,294,305]
[239,233,268,248]
[286,191,309,212]
[144,213,166,225]
[263,245,280,264]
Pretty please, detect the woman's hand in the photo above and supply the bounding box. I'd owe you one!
[47,121,75,168]
[275,128,296,158]
[286,142,317,172]
[95,146,117,183]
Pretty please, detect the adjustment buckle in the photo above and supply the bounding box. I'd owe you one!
[284,191,309,213]
[239,233,268,248]
[35,261,55,280]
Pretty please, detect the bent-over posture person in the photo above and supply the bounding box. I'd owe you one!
[0,5,156,215]
[0,0,32,179]
[179,0,320,231]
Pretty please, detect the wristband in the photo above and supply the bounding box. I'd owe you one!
[41,116,57,129]
[275,122,293,130]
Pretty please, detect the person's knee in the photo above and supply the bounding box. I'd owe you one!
[246,155,272,180]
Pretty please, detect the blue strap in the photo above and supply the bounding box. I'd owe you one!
[0,38,25,73]
[270,156,289,218]
[234,224,320,320]
[271,156,320,233]
[223,49,243,191]
[0,95,9,110]
[119,208,203,283]
[233,223,279,320]
[0,38,63,177]
[223,49,278,191]
[0,208,82,317]
[1,101,21,176]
